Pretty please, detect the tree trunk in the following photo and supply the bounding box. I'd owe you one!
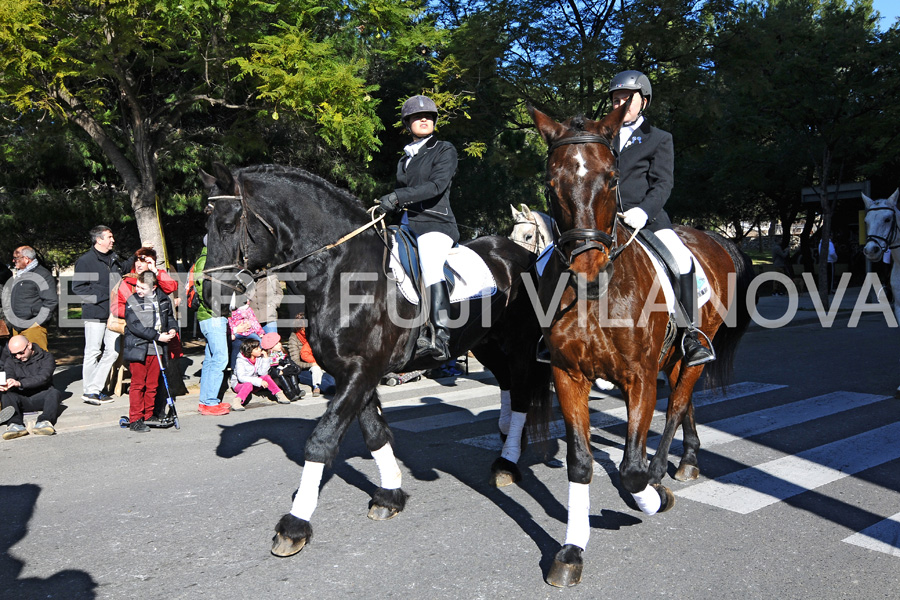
[130,186,168,267]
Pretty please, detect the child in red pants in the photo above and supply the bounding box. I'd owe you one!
[122,271,178,432]
[228,338,290,410]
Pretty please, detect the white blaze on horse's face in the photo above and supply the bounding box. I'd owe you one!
[574,150,589,178]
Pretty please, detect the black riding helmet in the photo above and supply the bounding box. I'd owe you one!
[401,95,438,129]
[608,70,652,109]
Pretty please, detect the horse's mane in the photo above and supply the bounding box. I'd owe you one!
[235,164,364,208]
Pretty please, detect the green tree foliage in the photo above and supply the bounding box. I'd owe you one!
[0,0,442,263]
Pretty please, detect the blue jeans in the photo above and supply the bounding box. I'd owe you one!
[198,317,228,406]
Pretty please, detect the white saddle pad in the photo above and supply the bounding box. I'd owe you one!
[390,241,497,305]
[634,237,711,313]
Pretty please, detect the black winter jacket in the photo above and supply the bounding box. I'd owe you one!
[2,345,56,393]
[72,247,122,321]
[614,120,675,233]
[393,136,460,243]
[123,288,178,363]
[6,263,59,328]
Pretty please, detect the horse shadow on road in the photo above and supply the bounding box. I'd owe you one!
[212,402,643,573]
[1,484,97,599]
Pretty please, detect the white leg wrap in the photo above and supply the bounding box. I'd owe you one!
[290,461,325,521]
[594,377,615,391]
[372,443,402,490]
[631,485,661,515]
[564,482,591,550]
[500,411,527,463]
[498,390,512,435]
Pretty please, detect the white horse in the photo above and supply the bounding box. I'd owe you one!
[862,189,900,397]
[509,203,553,255]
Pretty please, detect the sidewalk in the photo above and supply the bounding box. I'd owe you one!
[16,286,885,434]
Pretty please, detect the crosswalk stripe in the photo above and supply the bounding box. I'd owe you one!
[459,382,786,451]
[675,422,900,514]
[842,512,900,557]
[594,391,890,473]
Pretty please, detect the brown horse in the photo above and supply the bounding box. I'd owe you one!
[529,106,754,587]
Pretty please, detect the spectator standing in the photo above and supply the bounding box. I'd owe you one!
[0,335,61,439]
[194,241,230,416]
[72,225,122,405]
[5,246,58,351]
[248,274,283,334]
[122,271,178,433]
[819,238,838,293]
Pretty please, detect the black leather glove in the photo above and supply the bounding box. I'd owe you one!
[378,192,399,214]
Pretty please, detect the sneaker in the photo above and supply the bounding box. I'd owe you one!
[97,392,115,404]
[0,405,14,425]
[198,403,230,416]
[32,421,56,435]
[128,419,150,433]
[3,423,29,440]
[82,393,101,405]
[312,386,321,397]
[274,391,291,404]
[230,400,245,411]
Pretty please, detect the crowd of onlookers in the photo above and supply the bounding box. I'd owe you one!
[0,225,328,440]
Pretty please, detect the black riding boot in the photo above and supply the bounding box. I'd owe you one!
[679,269,715,367]
[286,373,305,400]
[416,282,452,362]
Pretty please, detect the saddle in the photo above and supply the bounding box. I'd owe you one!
[390,225,457,300]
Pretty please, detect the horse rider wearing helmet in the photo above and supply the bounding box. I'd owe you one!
[378,95,459,362]
[609,70,715,366]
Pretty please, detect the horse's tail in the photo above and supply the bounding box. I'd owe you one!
[704,232,756,391]
[526,357,554,455]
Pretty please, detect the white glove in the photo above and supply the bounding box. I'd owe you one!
[622,207,648,230]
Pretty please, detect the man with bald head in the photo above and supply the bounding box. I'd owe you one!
[0,335,61,439]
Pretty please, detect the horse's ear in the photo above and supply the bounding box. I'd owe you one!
[862,193,874,210]
[596,102,627,141]
[522,204,533,218]
[200,162,235,194]
[528,104,567,146]
[889,189,899,207]
[510,204,520,218]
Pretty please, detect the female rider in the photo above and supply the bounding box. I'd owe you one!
[378,95,459,362]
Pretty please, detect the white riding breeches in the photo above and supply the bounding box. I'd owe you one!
[417,231,454,287]
[654,228,693,274]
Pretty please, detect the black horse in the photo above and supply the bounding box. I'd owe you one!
[199,163,551,557]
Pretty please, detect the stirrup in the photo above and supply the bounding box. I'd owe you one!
[681,328,715,367]
[535,336,551,364]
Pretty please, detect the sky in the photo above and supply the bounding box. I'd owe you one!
[872,0,900,29]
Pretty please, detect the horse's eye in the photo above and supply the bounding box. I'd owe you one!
[525,234,533,241]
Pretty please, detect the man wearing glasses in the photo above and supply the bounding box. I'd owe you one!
[0,335,61,439]
[5,246,59,352]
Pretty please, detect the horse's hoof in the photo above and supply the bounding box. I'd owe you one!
[653,484,676,513]
[271,532,307,557]
[367,505,401,520]
[271,514,312,557]
[490,457,522,488]
[546,545,584,587]
[674,463,700,481]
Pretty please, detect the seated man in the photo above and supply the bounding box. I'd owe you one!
[0,335,62,439]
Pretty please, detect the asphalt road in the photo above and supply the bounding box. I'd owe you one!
[2,309,899,599]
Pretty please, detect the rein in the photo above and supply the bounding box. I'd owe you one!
[865,205,900,253]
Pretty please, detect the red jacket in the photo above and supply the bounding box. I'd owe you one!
[296,329,317,365]
[114,270,178,318]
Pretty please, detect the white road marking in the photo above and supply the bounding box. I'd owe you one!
[675,422,900,514]
[843,512,900,557]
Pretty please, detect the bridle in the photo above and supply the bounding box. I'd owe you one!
[545,134,625,267]
[513,216,551,255]
[203,190,386,292]
[865,204,900,255]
